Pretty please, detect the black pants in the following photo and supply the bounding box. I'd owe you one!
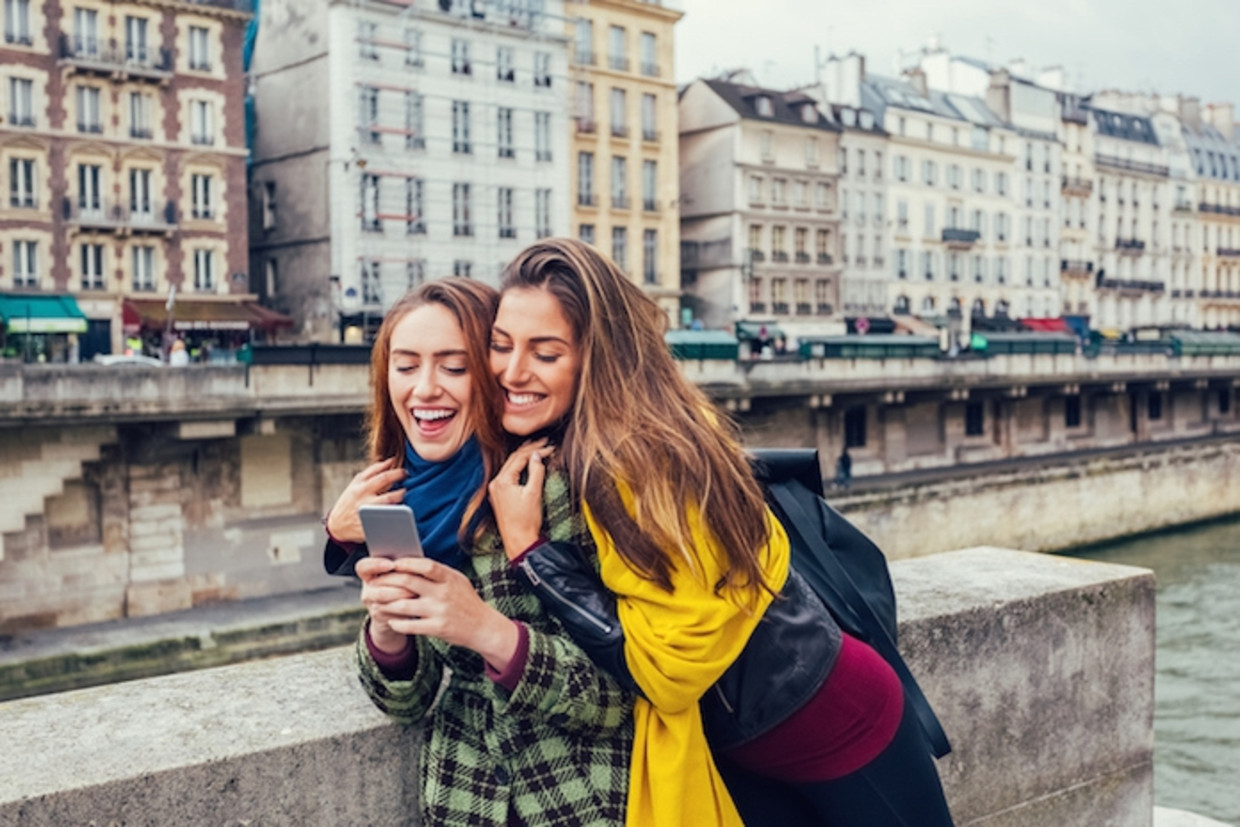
[716,702,954,827]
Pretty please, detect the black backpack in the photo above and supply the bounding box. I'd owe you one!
[750,449,952,759]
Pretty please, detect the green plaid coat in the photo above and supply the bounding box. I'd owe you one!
[356,471,634,827]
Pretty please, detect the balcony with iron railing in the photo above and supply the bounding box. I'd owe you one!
[1094,154,1169,178]
[1116,238,1146,255]
[576,118,597,135]
[58,35,173,82]
[641,128,659,143]
[1061,176,1093,196]
[610,124,629,139]
[817,252,834,265]
[642,198,658,212]
[575,49,596,67]
[609,55,629,72]
[1200,203,1240,217]
[1173,201,1195,214]
[771,251,789,263]
[942,227,981,248]
[747,248,766,263]
[795,252,811,264]
[772,301,790,314]
[1097,277,1164,293]
[795,302,812,315]
[1061,259,1094,276]
[7,112,36,128]
[577,192,597,208]
[611,194,630,209]
[640,62,659,77]
[1219,248,1240,258]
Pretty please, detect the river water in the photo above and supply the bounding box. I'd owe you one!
[1068,517,1240,825]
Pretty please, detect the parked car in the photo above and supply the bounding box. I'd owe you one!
[93,354,164,367]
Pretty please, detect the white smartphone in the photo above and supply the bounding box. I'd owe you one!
[358,504,425,559]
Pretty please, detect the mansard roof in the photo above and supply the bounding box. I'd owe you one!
[703,78,840,133]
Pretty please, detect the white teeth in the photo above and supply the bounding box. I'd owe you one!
[413,409,454,421]
[508,392,541,406]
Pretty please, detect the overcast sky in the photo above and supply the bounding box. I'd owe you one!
[673,0,1238,108]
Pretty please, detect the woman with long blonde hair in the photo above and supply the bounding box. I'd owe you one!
[488,239,953,826]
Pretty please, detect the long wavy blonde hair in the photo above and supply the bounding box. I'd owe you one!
[499,239,772,596]
[366,278,505,541]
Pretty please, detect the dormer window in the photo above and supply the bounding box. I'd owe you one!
[755,95,773,117]
[841,108,857,127]
[859,111,874,130]
[801,103,816,123]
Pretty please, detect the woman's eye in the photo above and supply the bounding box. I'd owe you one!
[489,342,512,353]
[394,364,417,374]
[442,365,467,376]
[534,352,560,364]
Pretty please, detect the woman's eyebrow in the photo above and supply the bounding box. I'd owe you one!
[391,348,468,357]
[491,326,569,346]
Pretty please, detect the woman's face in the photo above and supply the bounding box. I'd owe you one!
[388,303,474,462]
[490,287,580,436]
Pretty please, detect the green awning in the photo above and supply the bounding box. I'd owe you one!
[735,321,785,341]
[0,294,88,334]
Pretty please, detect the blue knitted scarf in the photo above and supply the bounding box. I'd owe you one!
[399,436,483,571]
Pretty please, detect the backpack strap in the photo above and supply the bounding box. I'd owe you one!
[768,479,953,759]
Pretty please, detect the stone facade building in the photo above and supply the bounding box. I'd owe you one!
[248,0,571,342]
[0,0,254,359]
[566,0,682,320]
[678,75,843,337]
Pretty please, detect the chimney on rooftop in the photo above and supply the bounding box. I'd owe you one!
[1178,96,1201,130]
[986,68,1012,122]
[906,66,928,98]
[1204,102,1235,142]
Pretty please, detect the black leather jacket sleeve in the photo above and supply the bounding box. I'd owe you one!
[513,541,643,696]
[325,537,368,577]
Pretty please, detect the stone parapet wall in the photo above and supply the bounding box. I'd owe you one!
[0,549,1155,827]
[839,440,1240,559]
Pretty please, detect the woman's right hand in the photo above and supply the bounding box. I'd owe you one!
[325,457,408,544]
[489,440,551,560]
[356,556,415,654]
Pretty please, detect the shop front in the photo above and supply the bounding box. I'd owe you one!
[122,296,293,363]
[0,294,89,363]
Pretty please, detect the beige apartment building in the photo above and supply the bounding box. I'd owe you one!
[0,0,266,362]
[566,0,682,319]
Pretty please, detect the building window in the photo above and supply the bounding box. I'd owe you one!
[4,0,32,45]
[814,279,831,314]
[76,85,102,133]
[405,177,424,235]
[361,260,382,304]
[129,168,152,218]
[453,182,473,237]
[1148,392,1163,421]
[496,45,515,82]
[534,111,552,161]
[844,406,866,448]
[452,260,471,278]
[755,96,774,117]
[190,99,214,145]
[922,159,937,186]
[358,21,378,60]
[642,229,657,284]
[9,157,35,207]
[129,91,152,138]
[805,137,819,167]
[357,86,379,144]
[611,226,627,271]
[575,81,595,131]
[77,163,101,215]
[610,88,627,137]
[452,100,471,153]
[451,38,471,75]
[1065,395,1082,428]
[497,106,514,158]
[360,173,380,231]
[608,25,627,71]
[895,248,908,279]
[132,245,155,292]
[188,25,211,70]
[11,239,36,287]
[579,223,595,245]
[534,51,552,87]
[772,225,786,261]
[404,27,423,67]
[578,152,594,206]
[771,178,786,205]
[72,6,98,56]
[816,182,831,209]
[749,175,764,204]
[260,181,277,230]
[575,18,594,65]
[611,156,628,208]
[760,130,774,162]
[8,77,33,126]
[405,92,424,149]
[642,160,657,212]
[816,229,831,263]
[80,243,104,290]
[1218,389,1231,415]
[193,248,214,291]
[406,259,425,291]
[965,402,985,436]
[641,93,657,142]
[191,173,213,219]
[496,187,515,239]
[535,188,551,238]
[639,32,657,76]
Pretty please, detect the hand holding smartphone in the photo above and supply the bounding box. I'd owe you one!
[359,504,425,559]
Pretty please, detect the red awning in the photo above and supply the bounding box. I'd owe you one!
[123,299,293,333]
[1020,317,1072,334]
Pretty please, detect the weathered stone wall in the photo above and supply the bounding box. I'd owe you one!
[840,440,1240,559]
[0,549,1156,827]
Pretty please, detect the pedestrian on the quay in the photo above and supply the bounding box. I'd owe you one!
[835,448,853,489]
[322,278,633,827]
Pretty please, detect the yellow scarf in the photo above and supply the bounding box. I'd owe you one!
[584,495,790,827]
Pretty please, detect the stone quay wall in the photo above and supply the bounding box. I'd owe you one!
[0,549,1156,827]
